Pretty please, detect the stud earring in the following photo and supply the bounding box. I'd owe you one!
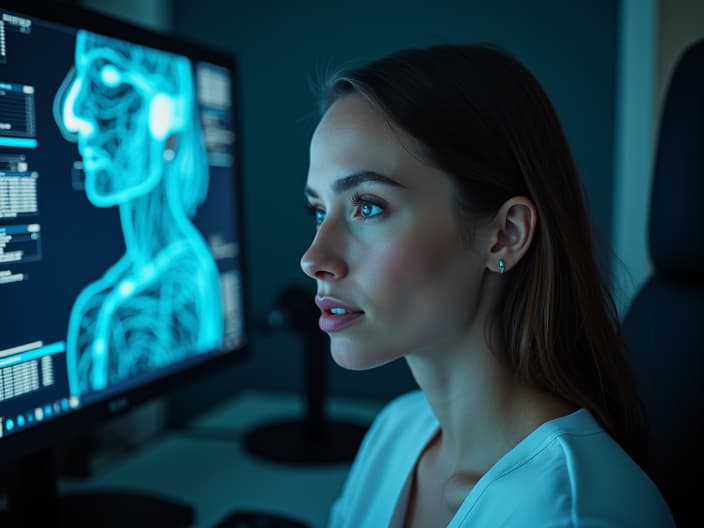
[498,259,506,274]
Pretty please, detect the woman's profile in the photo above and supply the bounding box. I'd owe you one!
[54,31,223,397]
[301,44,675,527]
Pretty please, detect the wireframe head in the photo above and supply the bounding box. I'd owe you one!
[54,30,206,210]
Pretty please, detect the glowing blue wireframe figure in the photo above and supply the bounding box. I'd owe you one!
[54,31,224,396]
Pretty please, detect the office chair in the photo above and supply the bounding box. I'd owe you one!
[621,39,704,528]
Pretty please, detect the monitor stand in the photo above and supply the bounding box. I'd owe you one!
[0,448,194,527]
[244,414,368,465]
[244,286,368,465]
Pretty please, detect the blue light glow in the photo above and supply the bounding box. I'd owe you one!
[54,31,224,396]
[0,137,38,148]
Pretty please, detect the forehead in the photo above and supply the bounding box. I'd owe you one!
[308,94,430,186]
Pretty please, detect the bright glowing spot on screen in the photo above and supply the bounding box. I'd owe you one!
[119,279,135,297]
[35,407,44,421]
[149,93,173,140]
[100,64,121,87]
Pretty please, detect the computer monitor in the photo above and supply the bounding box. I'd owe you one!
[0,1,246,519]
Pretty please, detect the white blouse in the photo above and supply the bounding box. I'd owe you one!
[329,390,674,527]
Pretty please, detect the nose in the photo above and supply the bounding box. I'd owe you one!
[60,73,95,138]
[300,222,348,282]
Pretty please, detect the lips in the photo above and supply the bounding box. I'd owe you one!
[315,296,364,333]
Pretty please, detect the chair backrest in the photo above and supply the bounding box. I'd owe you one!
[622,39,704,528]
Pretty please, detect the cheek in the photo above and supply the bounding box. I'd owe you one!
[330,226,483,367]
[359,236,421,289]
[357,230,467,311]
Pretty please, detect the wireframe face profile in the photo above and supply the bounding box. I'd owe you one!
[53,31,224,396]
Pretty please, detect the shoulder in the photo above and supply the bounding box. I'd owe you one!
[548,409,674,526]
[454,409,675,527]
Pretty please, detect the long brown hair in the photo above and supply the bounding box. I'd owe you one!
[320,44,648,470]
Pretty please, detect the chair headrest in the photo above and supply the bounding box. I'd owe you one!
[650,39,704,279]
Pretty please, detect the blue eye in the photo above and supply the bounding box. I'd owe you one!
[359,202,383,218]
[352,193,385,219]
[314,208,326,227]
[305,203,326,228]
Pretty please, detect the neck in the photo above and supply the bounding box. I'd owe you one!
[405,280,576,477]
[119,182,191,266]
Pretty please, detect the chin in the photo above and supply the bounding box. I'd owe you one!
[329,338,397,371]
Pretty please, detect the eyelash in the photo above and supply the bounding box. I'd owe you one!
[351,192,386,220]
[306,193,386,227]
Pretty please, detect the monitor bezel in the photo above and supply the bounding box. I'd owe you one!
[0,0,249,465]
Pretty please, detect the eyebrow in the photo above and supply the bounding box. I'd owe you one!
[304,171,406,199]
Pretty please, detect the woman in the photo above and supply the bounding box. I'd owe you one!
[301,44,674,527]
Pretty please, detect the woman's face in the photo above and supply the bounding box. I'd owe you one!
[301,94,491,370]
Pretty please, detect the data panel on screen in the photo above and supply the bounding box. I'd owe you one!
[0,7,244,441]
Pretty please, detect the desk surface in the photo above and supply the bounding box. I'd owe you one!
[62,391,385,528]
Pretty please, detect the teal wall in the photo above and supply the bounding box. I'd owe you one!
[169,0,619,415]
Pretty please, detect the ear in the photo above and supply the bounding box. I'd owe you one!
[486,196,537,274]
[149,93,176,140]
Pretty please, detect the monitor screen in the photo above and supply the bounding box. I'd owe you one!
[0,2,246,463]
